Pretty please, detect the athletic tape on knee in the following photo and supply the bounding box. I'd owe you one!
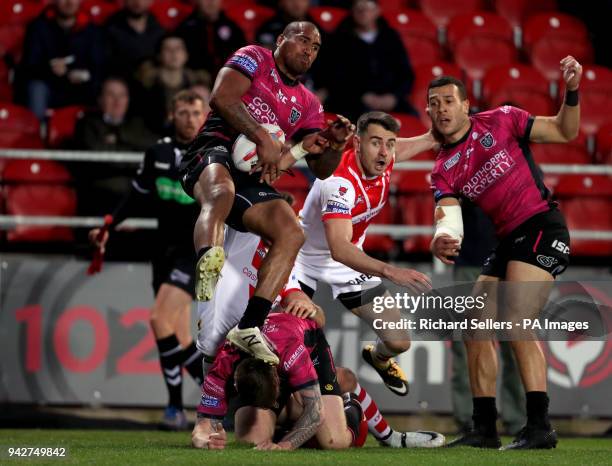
[433,205,464,242]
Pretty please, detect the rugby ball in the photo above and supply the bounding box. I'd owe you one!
[231,124,285,172]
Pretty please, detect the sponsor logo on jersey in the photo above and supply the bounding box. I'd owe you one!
[355,194,364,205]
[212,145,228,153]
[500,105,512,114]
[347,273,374,285]
[284,344,306,371]
[325,384,334,391]
[444,151,462,170]
[479,132,495,149]
[170,268,191,285]
[270,69,279,83]
[204,379,224,396]
[242,267,258,283]
[227,54,258,76]
[460,149,515,200]
[277,89,288,104]
[289,107,301,125]
[536,255,558,268]
[325,200,350,215]
[201,393,220,408]
[154,161,170,170]
[338,186,348,196]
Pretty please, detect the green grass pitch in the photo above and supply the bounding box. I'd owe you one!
[1,430,611,465]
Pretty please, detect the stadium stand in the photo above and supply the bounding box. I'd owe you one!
[0,103,42,149]
[81,0,121,25]
[225,3,275,43]
[150,0,193,31]
[381,9,441,66]
[309,6,348,33]
[46,105,86,149]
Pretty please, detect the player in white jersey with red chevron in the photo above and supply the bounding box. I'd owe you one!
[293,111,436,396]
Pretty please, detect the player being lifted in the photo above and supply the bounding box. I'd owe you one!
[179,21,353,365]
[428,56,582,449]
[292,111,435,395]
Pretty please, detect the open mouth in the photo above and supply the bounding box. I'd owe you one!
[438,117,451,126]
[375,160,386,170]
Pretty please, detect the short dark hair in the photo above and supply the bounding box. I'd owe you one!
[234,358,278,409]
[356,111,400,136]
[427,76,467,101]
[171,89,204,110]
[156,33,186,55]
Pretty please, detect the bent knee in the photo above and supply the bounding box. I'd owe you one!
[385,339,411,354]
[336,367,357,393]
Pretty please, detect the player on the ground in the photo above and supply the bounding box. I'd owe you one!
[292,111,435,396]
[179,21,353,365]
[192,300,445,450]
[89,90,208,430]
[427,56,582,449]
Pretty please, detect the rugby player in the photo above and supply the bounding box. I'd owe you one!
[179,21,353,365]
[192,303,445,450]
[427,56,582,449]
[89,90,208,430]
[291,111,435,395]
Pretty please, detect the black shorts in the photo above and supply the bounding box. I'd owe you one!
[481,207,570,279]
[151,246,196,298]
[179,133,283,232]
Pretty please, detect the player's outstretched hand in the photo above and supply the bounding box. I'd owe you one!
[255,440,290,451]
[383,266,432,294]
[301,131,330,155]
[283,291,319,320]
[88,228,109,254]
[560,55,582,91]
[192,420,226,450]
[320,114,355,149]
[431,234,461,265]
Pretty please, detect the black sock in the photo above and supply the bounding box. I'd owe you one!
[343,394,364,446]
[181,341,204,385]
[526,391,551,429]
[197,246,211,262]
[472,397,498,437]
[156,334,184,409]
[237,296,273,329]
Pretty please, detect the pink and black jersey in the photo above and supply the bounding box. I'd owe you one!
[430,106,552,238]
[202,45,324,142]
[198,313,320,419]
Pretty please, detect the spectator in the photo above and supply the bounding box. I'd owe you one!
[175,0,246,78]
[322,0,416,121]
[105,0,165,82]
[134,35,211,134]
[73,77,157,152]
[72,77,158,214]
[20,0,105,120]
[255,0,326,90]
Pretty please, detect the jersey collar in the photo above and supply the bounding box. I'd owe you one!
[442,121,473,150]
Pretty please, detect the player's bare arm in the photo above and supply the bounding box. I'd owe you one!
[430,197,462,265]
[256,384,323,450]
[281,290,326,327]
[191,417,227,449]
[395,131,438,162]
[324,218,431,293]
[530,56,582,144]
[306,115,356,179]
[210,67,282,171]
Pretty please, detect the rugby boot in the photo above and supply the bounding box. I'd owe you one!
[384,431,446,448]
[500,425,558,450]
[362,344,409,396]
[195,246,224,301]
[160,406,188,431]
[445,429,501,449]
[227,326,279,365]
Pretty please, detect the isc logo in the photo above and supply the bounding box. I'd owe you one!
[552,240,570,254]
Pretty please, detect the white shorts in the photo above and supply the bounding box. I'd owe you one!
[197,227,301,357]
[293,251,382,300]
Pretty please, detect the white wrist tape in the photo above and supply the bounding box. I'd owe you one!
[433,205,464,242]
[289,141,309,161]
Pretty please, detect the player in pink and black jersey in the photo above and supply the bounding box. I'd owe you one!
[427,56,583,450]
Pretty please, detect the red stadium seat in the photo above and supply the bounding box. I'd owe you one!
[447,12,513,52]
[410,62,463,125]
[4,185,77,242]
[494,0,558,28]
[0,60,12,102]
[2,159,72,183]
[420,0,482,29]
[362,202,397,255]
[453,37,516,97]
[0,1,44,27]
[46,105,86,148]
[402,36,443,66]
[544,173,612,197]
[529,36,593,82]
[0,25,26,61]
[150,0,193,31]
[531,132,590,165]
[309,7,348,34]
[560,198,612,256]
[0,103,43,148]
[482,64,554,115]
[523,13,589,53]
[81,0,121,25]
[382,9,441,66]
[392,169,431,194]
[388,113,435,160]
[225,4,275,42]
[397,194,434,253]
[578,66,612,136]
[595,123,612,164]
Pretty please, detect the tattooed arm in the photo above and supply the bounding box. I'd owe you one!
[256,384,323,451]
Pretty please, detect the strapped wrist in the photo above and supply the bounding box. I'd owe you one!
[565,89,579,106]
